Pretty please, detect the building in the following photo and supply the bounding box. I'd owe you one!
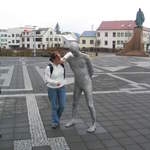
[21,26,63,50]
[79,31,96,49]
[7,27,25,49]
[62,32,79,48]
[0,29,8,49]
[96,20,150,50]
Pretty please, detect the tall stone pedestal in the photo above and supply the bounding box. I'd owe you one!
[117,27,148,56]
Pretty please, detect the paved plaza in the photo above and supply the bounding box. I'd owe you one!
[1,54,150,150]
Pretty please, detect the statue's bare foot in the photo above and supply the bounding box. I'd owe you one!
[87,124,96,133]
[65,119,76,128]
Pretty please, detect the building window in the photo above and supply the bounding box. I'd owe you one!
[113,32,116,37]
[97,32,100,37]
[27,44,30,48]
[121,32,124,37]
[36,38,42,42]
[12,40,15,43]
[12,34,14,37]
[16,40,20,43]
[54,38,58,41]
[117,32,120,37]
[27,38,30,42]
[59,38,61,41]
[104,40,108,45]
[90,40,94,44]
[22,38,24,42]
[96,40,101,46]
[46,38,48,41]
[50,31,53,35]
[105,32,108,37]
[82,40,86,44]
[36,31,40,34]
[117,40,120,45]
[50,38,53,41]
[38,44,41,48]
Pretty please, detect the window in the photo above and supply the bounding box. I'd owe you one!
[36,31,40,34]
[113,32,116,37]
[104,40,108,45]
[96,40,101,46]
[38,44,41,48]
[46,38,48,41]
[59,38,61,41]
[105,32,108,37]
[117,32,120,37]
[121,32,124,37]
[97,32,100,37]
[36,38,42,42]
[50,31,53,35]
[22,38,24,42]
[27,38,30,42]
[54,38,58,41]
[117,40,120,45]
[12,40,15,43]
[90,40,94,44]
[82,40,86,44]
[50,38,53,41]
[27,44,30,48]
[12,34,14,37]
[16,40,20,43]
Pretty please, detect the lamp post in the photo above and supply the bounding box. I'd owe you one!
[31,26,37,57]
[0,33,1,137]
[33,30,36,57]
[0,32,1,52]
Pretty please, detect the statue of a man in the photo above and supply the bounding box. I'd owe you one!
[62,42,96,132]
[136,8,145,27]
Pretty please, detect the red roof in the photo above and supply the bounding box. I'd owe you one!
[97,20,136,30]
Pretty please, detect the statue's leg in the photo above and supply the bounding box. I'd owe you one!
[84,88,96,132]
[65,86,82,128]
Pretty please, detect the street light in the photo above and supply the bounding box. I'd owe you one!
[31,26,37,57]
[33,29,36,57]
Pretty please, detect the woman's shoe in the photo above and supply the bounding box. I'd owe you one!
[51,123,59,129]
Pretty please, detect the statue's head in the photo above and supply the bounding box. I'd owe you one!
[68,42,80,56]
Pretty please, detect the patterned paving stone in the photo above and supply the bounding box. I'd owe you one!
[1,56,150,150]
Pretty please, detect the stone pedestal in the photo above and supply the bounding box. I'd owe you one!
[117,27,148,56]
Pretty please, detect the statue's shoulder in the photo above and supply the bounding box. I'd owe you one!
[81,52,89,58]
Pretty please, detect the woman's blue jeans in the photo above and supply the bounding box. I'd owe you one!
[48,86,66,124]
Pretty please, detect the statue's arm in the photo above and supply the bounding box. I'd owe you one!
[85,55,94,77]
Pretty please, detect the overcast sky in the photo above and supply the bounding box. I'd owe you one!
[0,0,149,33]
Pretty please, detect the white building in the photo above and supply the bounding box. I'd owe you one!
[62,32,79,48]
[7,27,24,49]
[21,27,64,49]
[0,29,8,49]
[96,20,150,50]
[0,26,79,50]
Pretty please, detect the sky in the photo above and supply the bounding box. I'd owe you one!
[0,0,149,34]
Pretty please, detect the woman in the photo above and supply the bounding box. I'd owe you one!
[44,52,66,129]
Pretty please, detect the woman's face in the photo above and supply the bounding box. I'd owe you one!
[53,54,61,64]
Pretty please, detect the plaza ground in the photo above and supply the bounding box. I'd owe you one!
[0,54,150,150]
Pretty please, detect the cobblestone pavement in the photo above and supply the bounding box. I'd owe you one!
[1,55,150,150]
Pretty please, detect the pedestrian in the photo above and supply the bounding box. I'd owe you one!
[44,52,66,129]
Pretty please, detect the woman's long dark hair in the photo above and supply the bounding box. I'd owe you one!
[49,52,57,62]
